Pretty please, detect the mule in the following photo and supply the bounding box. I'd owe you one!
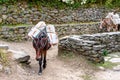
[99,18,118,32]
[32,28,51,75]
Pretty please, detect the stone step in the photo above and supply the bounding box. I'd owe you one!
[0,44,9,50]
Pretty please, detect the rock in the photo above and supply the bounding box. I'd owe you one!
[8,49,30,63]
[0,18,2,23]
[98,66,106,71]
[104,57,111,61]
[2,15,7,20]
[109,58,120,63]
[19,29,25,34]
[17,18,22,23]
[113,65,120,71]
[108,54,119,58]
[2,6,7,11]
[59,32,120,63]
[93,45,106,51]
[0,64,3,71]
[0,45,9,50]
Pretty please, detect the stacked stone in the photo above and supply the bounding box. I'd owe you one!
[0,23,119,42]
[0,26,32,41]
[55,22,100,37]
[0,23,100,41]
[0,3,116,24]
[59,32,120,63]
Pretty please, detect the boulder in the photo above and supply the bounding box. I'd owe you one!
[0,64,3,71]
[109,58,120,63]
[8,49,30,63]
[113,65,120,71]
[0,44,9,50]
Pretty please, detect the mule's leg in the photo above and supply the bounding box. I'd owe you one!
[107,26,111,32]
[118,24,120,31]
[38,51,43,75]
[113,25,118,31]
[43,50,47,69]
[115,25,118,31]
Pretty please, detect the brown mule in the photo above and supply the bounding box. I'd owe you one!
[99,18,118,32]
[33,29,51,75]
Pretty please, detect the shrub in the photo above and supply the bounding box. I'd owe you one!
[105,0,113,8]
[102,49,109,56]
[0,0,17,4]
[0,0,120,9]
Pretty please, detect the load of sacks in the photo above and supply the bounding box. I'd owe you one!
[28,21,58,45]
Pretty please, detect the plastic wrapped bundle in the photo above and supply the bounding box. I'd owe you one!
[28,21,46,39]
[46,24,58,45]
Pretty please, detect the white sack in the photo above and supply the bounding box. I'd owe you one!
[46,24,55,33]
[112,19,120,24]
[46,24,58,44]
[47,33,58,45]
[28,21,46,39]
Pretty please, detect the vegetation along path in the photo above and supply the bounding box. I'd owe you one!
[0,40,120,80]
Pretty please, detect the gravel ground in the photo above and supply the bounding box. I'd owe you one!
[0,40,120,80]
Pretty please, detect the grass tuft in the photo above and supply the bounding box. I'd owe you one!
[96,61,118,69]
[0,49,9,66]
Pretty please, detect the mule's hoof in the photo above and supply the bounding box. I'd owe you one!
[38,72,42,75]
[43,65,46,69]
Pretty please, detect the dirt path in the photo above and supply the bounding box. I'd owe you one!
[0,40,86,80]
[0,40,120,80]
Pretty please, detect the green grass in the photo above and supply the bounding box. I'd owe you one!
[1,0,120,9]
[0,24,33,28]
[0,49,9,66]
[96,61,118,69]
[81,74,94,80]
[28,0,68,9]
[60,50,75,59]
[102,49,109,56]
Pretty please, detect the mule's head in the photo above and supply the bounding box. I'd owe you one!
[33,39,41,61]
[36,50,41,61]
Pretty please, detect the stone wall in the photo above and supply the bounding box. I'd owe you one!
[0,26,32,41]
[0,23,100,41]
[0,3,118,24]
[58,32,120,63]
[55,22,100,37]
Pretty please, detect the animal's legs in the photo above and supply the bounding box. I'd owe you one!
[112,25,118,31]
[35,49,38,60]
[38,52,43,75]
[107,26,111,32]
[115,25,118,31]
[43,50,47,69]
